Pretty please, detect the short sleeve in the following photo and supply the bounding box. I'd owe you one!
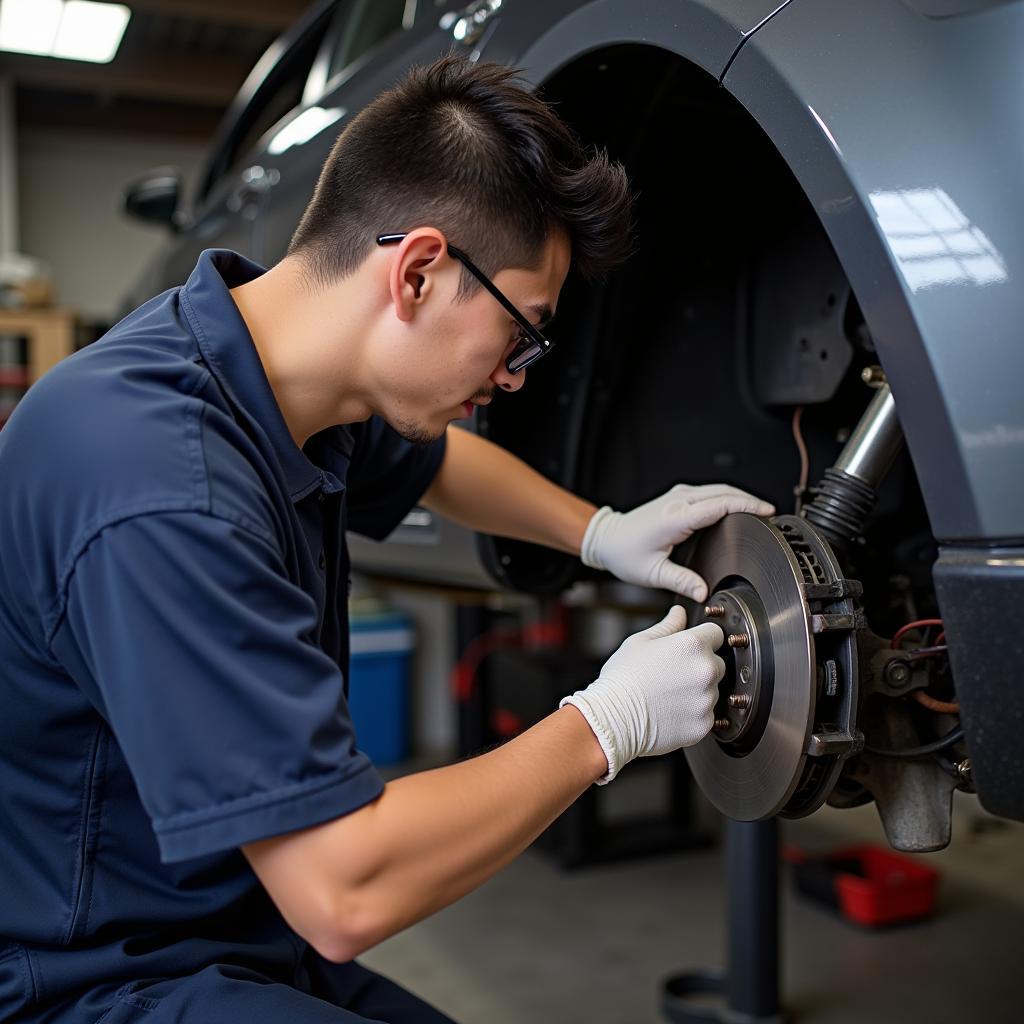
[50,511,384,863]
[345,417,446,540]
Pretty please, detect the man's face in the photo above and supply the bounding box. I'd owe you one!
[382,231,571,445]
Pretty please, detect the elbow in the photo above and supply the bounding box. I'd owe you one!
[309,931,364,965]
[309,926,372,965]
[304,886,384,964]
[243,798,393,964]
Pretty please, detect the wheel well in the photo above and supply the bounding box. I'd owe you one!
[479,44,935,631]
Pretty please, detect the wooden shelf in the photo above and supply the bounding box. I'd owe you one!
[0,308,77,385]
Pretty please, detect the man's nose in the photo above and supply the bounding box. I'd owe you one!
[490,361,526,393]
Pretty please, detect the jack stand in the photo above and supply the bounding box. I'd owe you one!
[661,818,788,1024]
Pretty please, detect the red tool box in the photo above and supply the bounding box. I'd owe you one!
[787,843,941,927]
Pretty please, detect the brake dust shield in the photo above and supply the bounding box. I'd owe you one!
[683,513,862,821]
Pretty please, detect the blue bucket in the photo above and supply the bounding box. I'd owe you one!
[348,610,414,765]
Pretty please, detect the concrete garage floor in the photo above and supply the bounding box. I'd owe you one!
[360,785,1024,1024]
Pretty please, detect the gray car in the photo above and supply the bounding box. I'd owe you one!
[123,0,1024,851]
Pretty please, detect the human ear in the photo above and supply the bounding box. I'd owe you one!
[388,229,448,323]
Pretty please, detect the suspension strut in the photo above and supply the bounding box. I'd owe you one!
[803,370,904,549]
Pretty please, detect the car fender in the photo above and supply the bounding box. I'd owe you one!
[720,0,1024,543]
[508,0,792,84]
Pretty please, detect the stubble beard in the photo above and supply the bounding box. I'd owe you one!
[392,385,495,447]
[393,414,442,447]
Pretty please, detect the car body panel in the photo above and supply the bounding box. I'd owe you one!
[722,0,1024,543]
[193,0,339,208]
[483,0,792,80]
[902,0,1021,16]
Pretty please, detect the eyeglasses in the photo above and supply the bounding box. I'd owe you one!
[376,233,554,374]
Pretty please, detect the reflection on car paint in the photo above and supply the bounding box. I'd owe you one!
[961,423,1024,452]
[268,106,347,156]
[869,187,1006,292]
[807,105,841,156]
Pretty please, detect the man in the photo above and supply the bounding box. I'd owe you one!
[0,57,773,1022]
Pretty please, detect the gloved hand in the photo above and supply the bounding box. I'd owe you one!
[581,484,775,602]
[560,606,725,783]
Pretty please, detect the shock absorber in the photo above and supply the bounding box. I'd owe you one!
[802,368,904,549]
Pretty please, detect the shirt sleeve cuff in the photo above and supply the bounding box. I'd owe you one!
[153,760,386,863]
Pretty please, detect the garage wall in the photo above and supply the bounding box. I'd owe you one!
[17,129,206,322]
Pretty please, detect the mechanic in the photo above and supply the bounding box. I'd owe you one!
[0,57,773,1023]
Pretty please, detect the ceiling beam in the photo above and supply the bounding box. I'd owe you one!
[17,89,221,140]
[124,0,311,32]
[0,51,254,107]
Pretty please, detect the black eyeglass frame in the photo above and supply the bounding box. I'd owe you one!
[376,233,554,374]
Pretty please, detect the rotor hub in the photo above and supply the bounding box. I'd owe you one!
[706,585,768,747]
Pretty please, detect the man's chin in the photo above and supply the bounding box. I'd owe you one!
[392,415,445,447]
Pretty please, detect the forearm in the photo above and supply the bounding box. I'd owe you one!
[421,425,596,556]
[348,706,604,946]
[245,705,606,960]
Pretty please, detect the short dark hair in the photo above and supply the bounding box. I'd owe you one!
[288,54,633,296]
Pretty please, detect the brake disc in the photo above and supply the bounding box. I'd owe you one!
[683,513,864,821]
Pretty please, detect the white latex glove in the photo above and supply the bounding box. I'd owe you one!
[560,606,725,783]
[581,484,775,601]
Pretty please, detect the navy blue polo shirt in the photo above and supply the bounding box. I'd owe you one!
[0,250,446,1021]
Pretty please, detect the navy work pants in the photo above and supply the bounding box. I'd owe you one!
[82,959,458,1023]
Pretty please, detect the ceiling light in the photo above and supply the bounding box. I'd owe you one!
[0,0,64,56]
[54,2,130,62]
[0,0,130,63]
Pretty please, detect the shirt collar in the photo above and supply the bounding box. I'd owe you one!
[179,249,323,500]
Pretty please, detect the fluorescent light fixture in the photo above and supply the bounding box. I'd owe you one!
[54,1,130,62]
[0,0,64,55]
[268,106,346,156]
[0,0,130,63]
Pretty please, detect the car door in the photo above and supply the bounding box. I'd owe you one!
[255,0,472,264]
[155,3,338,288]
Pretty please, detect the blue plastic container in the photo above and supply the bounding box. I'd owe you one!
[348,610,414,765]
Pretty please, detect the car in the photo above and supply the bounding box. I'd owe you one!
[122,0,1024,851]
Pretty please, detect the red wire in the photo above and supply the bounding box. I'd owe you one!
[892,617,958,713]
[891,618,944,649]
[912,690,960,715]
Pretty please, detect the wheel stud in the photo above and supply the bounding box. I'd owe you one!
[727,633,750,648]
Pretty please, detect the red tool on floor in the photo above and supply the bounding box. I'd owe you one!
[786,843,941,927]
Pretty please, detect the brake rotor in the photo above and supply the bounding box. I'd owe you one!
[684,513,863,821]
